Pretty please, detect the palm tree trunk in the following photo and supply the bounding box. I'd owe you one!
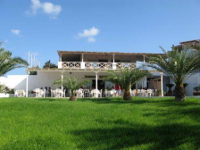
[70,90,77,101]
[174,84,185,101]
[123,90,132,100]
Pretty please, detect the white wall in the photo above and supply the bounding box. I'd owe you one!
[1,71,199,96]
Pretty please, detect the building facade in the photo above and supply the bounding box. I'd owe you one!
[1,39,200,97]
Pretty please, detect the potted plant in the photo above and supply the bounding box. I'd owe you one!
[166,83,174,96]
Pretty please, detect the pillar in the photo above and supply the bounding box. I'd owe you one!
[26,75,29,97]
[112,54,116,70]
[95,72,98,98]
[143,55,146,63]
[160,72,164,97]
[81,54,85,69]
[61,73,64,91]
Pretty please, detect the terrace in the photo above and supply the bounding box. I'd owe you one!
[57,51,164,70]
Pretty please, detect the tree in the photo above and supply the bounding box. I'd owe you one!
[0,44,28,76]
[104,69,151,100]
[148,46,200,101]
[43,60,57,68]
[53,76,91,101]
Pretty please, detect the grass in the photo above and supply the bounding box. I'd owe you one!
[0,97,200,150]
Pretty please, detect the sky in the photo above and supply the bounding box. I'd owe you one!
[1,0,200,76]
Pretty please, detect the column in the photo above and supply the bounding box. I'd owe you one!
[61,74,64,91]
[143,55,146,70]
[160,72,164,97]
[26,75,29,97]
[112,54,116,70]
[143,77,147,88]
[95,72,98,98]
[59,54,62,62]
[143,55,146,63]
[81,54,85,69]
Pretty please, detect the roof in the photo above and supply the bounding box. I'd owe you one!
[180,39,200,44]
[57,50,164,56]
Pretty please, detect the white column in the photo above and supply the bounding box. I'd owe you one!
[143,77,147,88]
[59,54,62,62]
[160,72,164,97]
[26,75,29,97]
[81,54,85,69]
[143,55,146,63]
[112,54,116,70]
[61,73,64,91]
[81,54,84,62]
[95,72,98,98]
[143,55,146,70]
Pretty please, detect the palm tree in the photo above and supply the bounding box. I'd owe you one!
[0,44,28,76]
[53,76,91,101]
[148,46,200,101]
[104,69,151,100]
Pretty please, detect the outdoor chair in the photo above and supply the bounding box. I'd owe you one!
[84,89,90,97]
[76,89,84,98]
[15,90,26,97]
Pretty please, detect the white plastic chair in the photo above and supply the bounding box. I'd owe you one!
[15,90,26,97]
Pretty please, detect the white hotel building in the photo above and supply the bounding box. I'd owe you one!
[1,39,200,97]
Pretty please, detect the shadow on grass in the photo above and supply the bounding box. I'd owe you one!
[72,120,200,150]
[35,98,68,102]
[78,97,175,105]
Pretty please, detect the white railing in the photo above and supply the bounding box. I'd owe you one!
[62,62,81,69]
[85,62,112,69]
[116,62,136,69]
[61,62,137,70]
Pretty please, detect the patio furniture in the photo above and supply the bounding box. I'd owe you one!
[34,88,45,97]
[83,89,90,97]
[55,89,64,97]
[91,89,101,97]
[15,90,26,97]
[76,89,84,98]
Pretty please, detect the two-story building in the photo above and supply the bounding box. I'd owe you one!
[0,51,169,97]
[1,39,200,97]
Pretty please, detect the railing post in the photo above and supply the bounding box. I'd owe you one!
[81,62,85,69]
[112,63,116,70]
[58,62,63,69]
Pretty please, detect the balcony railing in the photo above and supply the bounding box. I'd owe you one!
[116,63,136,69]
[59,61,145,70]
[62,62,81,69]
[85,62,112,69]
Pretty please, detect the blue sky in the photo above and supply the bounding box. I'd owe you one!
[1,0,200,76]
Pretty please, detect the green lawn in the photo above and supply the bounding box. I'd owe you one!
[0,97,200,150]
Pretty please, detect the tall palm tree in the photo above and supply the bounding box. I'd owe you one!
[53,76,91,101]
[104,69,151,100]
[0,45,28,76]
[148,46,200,101]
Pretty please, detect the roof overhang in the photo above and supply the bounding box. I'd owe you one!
[57,50,165,57]
[27,68,162,73]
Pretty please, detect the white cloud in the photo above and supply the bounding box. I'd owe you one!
[11,29,24,37]
[27,0,62,18]
[4,40,9,43]
[11,29,21,35]
[88,37,96,42]
[78,27,100,42]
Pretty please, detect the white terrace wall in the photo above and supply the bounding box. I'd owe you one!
[1,71,105,92]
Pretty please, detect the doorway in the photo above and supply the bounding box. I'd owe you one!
[92,80,105,90]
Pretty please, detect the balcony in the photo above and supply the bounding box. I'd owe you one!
[58,61,138,70]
